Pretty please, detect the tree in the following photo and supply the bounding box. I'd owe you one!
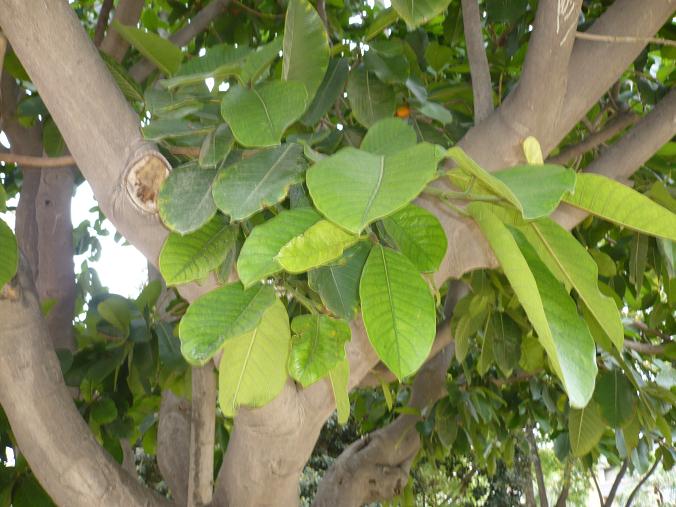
[0,0,674,505]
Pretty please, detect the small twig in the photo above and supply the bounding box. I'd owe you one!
[626,320,671,341]
[232,0,283,19]
[624,339,668,355]
[93,0,115,47]
[576,31,676,48]
[625,455,662,507]
[590,466,605,507]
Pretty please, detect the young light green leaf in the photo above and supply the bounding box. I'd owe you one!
[0,219,18,288]
[178,283,276,364]
[329,358,350,424]
[391,0,453,28]
[237,208,322,287]
[159,217,237,286]
[359,245,436,380]
[360,117,417,156]
[199,125,234,168]
[593,370,636,427]
[112,22,182,75]
[288,314,351,387]
[277,220,360,273]
[302,58,349,126]
[306,143,440,233]
[382,204,447,272]
[569,401,605,457]
[564,173,676,240]
[221,81,308,147]
[282,0,330,103]
[468,203,597,408]
[212,143,307,221]
[158,163,218,234]
[447,147,576,219]
[522,136,544,165]
[218,300,290,417]
[521,218,624,350]
[308,241,371,319]
[346,66,395,128]
[97,296,132,337]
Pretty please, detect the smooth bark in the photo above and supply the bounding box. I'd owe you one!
[461,0,493,122]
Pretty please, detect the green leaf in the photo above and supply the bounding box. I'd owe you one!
[112,22,182,75]
[569,401,605,457]
[237,208,321,287]
[308,241,371,319]
[329,358,350,424]
[142,118,212,141]
[468,204,597,408]
[212,143,306,221]
[489,313,521,377]
[447,148,576,219]
[277,220,360,273]
[629,233,649,292]
[391,0,452,28]
[0,219,18,288]
[221,81,308,148]
[359,245,436,380]
[520,218,624,350]
[302,58,349,126]
[477,331,494,376]
[382,204,447,272]
[360,117,417,156]
[97,296,132,337]
[239,38,283,85]
[451,289,493,363]
[564,174,676,240]
[158,163,218,234]
[90,398,118,425]
[282,0,330,103]
[100,52,144,103]
[288,314,351,387]
[0,186,6,212]
[199,125,235,168]
[12,475,54,507]
[346,66,395,128]
[178,283,277,364]
[593,370,636,427]
[306,143,439,233]
[160,43,251,89]
[159,217,237,286]
[365,8,399,41]
[218,300,290,416]
[519,335,545,373]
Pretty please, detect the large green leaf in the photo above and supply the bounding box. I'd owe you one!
[359,245,436,380]
[112,22,182,75]
[282,0,330,103]
[237,208,321,287]
[302,58,349,126]
[218,300,290,416]
[220,81,308,147]
[569,401,605,457]
[277,221,360,273]
[0,219,17,288]
[382,204,447,272]
[468,204,597,408]
[593,370,636,427]
[212,143,306,221]
[199,125,235,168]
[306,143,439,233]
[521,218,624,350]
[308,241,371,319]
[287,314,351,387]
[489,313,521,377]
[158,163,218,234]
[391,0,453,28]
[447,148,576,219]
[360,117,417,156]
[178,283,276,364]
[329,358,350,424]
[346,66,395,128]
[159,217,237,286]
[563,173,676,240]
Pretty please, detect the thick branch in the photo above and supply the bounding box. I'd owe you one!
[93,0,115,47]
[603,459,628,507]
[625,455,662,507]
[0,259,171,507]
[548,112,640,165]
[129,0,231,82]
[575,31,676,48]
[461,0,493,123]
[526,427,548,507]
[157,390,191,505]
[187,365,217,507]
[99,0,145,62]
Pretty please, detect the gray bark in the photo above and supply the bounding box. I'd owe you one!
[461,0,493,122]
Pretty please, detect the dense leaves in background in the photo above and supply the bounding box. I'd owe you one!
[1,0,674,504]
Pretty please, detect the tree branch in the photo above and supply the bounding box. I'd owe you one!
[461,0,493,123]
[99,0,145,62]
[129,0,231,82]
[157,390,191,506]
[93,0,115,47]
[526,427,548,507]
[624,339,669,355]
[187,365,217,507]
[575,31,676,48]
[625,455,662,507]
[0,258,172,507]
[547,112,640,165]
[604,459,629,507]
[554,460,572,507]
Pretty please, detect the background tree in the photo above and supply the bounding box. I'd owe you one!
[0,0,674,506]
